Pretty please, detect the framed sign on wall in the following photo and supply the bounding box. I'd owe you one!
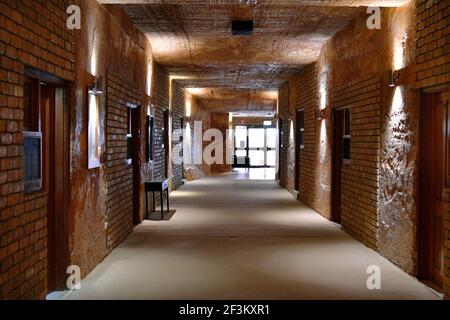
[87,78,102,169]
[147,115,154,162]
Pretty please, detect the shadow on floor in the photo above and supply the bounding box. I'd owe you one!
[146,209,177,221]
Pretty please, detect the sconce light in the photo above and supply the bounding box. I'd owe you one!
[88,77,103,96]
[287,111,293,121]
[388,69,402,87]
[316,108,326,120]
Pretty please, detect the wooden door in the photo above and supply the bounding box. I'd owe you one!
[41,83,68,291]
[332,109,344,224]
[25,68,69,292]
[295,110,304,191]
[419,91,447,290]
[163,110,169,178]
[131,106,141,225]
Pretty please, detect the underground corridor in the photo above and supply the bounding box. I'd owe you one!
[0,0,449,302]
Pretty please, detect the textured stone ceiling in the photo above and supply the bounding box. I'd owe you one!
[121,2,366,90]
[185,87,277,115]
[102,0,407,113]
[100,1,408,6]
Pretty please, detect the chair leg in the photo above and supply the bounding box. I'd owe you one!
[166,189,169,211]
[152,192,155,212]
[145,191,148,219]
[160,190,164,219]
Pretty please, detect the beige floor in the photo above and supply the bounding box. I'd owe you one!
[66,170,440,300]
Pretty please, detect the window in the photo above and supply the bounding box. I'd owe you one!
[147,115,154,162]
[298,110,305,149]
[343,109,351,162]
[23,77,42,193]
[263,120,272,126]
[127,106,133,165]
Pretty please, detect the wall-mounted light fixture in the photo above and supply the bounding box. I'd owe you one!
[88,77,103,96]
[388,70,400,87]
[287,110,294,121]
[316,108,326,120]
[388,67,409,87]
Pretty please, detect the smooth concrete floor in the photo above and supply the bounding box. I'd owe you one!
[67,171,440,300]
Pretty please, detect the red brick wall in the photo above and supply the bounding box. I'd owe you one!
[0,0,74,299]
[171,81,184,190]
[105,73,141,252]
[415,0,450,88]
[332,77,381,251]
[295,64,317,208]
[278,83,294,190]
[152,63,169,183]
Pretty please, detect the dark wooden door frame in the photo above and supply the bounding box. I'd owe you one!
[131,106,142,225]
[331,108,344,224]
[295,110,304,191]
[25,67,70,292]
[278,118,283,180]
[163,109,169,179]
[417,86,449,291]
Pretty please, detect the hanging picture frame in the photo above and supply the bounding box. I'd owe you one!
[87,88,100,169]
[147,115,154,162]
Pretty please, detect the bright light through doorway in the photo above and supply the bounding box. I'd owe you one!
[232,168,276,180]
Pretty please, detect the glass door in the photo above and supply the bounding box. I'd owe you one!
[234,125,277,168]
[246,126,276,167]
[266,127,277,167]
[248,127,266,166]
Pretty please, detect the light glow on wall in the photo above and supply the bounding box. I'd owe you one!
[183,122,192,165]
[392,87,404,114]
[185,94,192,117]
[393,33,408,70]
[186,88,209,95]
[289,119,294,142]
[147,59,153,96]
[89,31,99,76]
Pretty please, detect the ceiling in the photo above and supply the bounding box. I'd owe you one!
[185,87,277,116]
[101,0,408,114]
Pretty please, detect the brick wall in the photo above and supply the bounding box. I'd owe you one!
[278,82,293,189]
[152,63,169,182]
[332,77,381,250]
[105,73,141,252]
[295,64,317,208]
[415,0,450,89]
[171,81,184,189]
[0,0,74,299]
